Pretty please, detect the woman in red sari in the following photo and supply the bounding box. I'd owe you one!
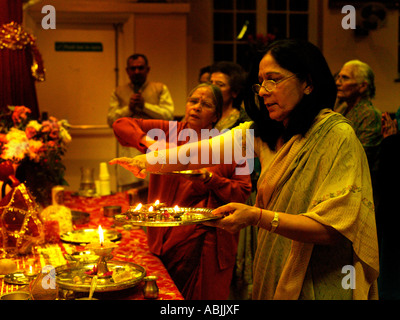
[112,83,251,299]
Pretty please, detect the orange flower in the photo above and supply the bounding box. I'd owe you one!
[11,106,31,125]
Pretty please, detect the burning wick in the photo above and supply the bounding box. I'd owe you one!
[98,225,104,247]
[25,265,35,277]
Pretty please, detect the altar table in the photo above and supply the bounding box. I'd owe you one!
[0,191,183,300]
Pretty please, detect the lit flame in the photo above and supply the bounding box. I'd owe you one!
[134,203,142,211]
[98,225,104,246]
[29,265,33,274]
[155,200,160,206]
[149,206,154,212]
[173,205,180,212]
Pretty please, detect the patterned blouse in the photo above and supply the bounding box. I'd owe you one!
[334,98,383,148]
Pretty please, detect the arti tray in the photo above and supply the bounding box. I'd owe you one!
[56,261,145,292]
[114,207,221,227]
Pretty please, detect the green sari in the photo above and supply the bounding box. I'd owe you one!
[237,110,379,300]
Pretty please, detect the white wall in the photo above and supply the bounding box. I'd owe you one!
[322,2,400,112]
[24,1,189,192]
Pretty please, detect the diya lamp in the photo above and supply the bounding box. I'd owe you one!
[86,225,117,278]
[151,200,166,210]
[24,265,39,278]
[147,206,156,220]
[141,200,166,211]
[172,205,184,220]
[128,203,142,221]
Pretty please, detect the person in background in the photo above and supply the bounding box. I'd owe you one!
[210,61,250,131]
[107,53,174,191]
[198,65,211,83]
[376,110,400,299]
[111,83,251,300]
[334,60,382,171]
[111,39,379,300]
[210,60,255,299]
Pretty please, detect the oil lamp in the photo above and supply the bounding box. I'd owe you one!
[85,225,117,278]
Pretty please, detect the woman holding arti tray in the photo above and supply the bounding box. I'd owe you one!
[110,83,252,300]
[111,39,379,300]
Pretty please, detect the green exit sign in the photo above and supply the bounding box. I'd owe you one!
[55,42,103,52]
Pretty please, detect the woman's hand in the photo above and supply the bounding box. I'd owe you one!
[382,112,398,139]
[109,155,148,179]
[205,203,259,234]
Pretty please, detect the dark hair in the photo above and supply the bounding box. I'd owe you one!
[127,53,149,66]
[198,66,211,81]
[188,83,223,123]
[210,61,247,109]
[244,39,337,150]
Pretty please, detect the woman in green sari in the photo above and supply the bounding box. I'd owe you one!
[110,39,379,300]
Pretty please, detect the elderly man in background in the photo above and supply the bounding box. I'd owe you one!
[334,60,382,168]
[108,53,174,190]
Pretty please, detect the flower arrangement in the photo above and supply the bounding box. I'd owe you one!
[0,106,71,205]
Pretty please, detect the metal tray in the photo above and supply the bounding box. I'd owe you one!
[4,271,36,285]
[154,170,203,177]
[115,207,221,227]
[56,261,145,292]
[60,229,122,245]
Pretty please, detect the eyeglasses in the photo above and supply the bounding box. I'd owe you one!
[252,74,297,95]
[187,97,215,110]
[335,74,352,84]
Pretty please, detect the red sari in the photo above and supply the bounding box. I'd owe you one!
[113,118,252,299]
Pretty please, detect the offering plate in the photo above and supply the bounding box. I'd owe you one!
[4,271,34,285]
[115,207,221,227]
[60,229,122,245]
[56,261,145,292]
[154,170,203,177]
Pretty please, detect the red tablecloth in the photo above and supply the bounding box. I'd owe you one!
[0,191,183,300]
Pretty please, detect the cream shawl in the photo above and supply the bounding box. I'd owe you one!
[249,109,379,300]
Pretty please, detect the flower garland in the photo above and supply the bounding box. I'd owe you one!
[0,21,45,81]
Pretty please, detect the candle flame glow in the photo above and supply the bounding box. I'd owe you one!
[98,225,104,245]
[29,265,33,274]
[155,200,160,206]
[149,206,154,212]
[134,203,142,211]
[173,205,180,212]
